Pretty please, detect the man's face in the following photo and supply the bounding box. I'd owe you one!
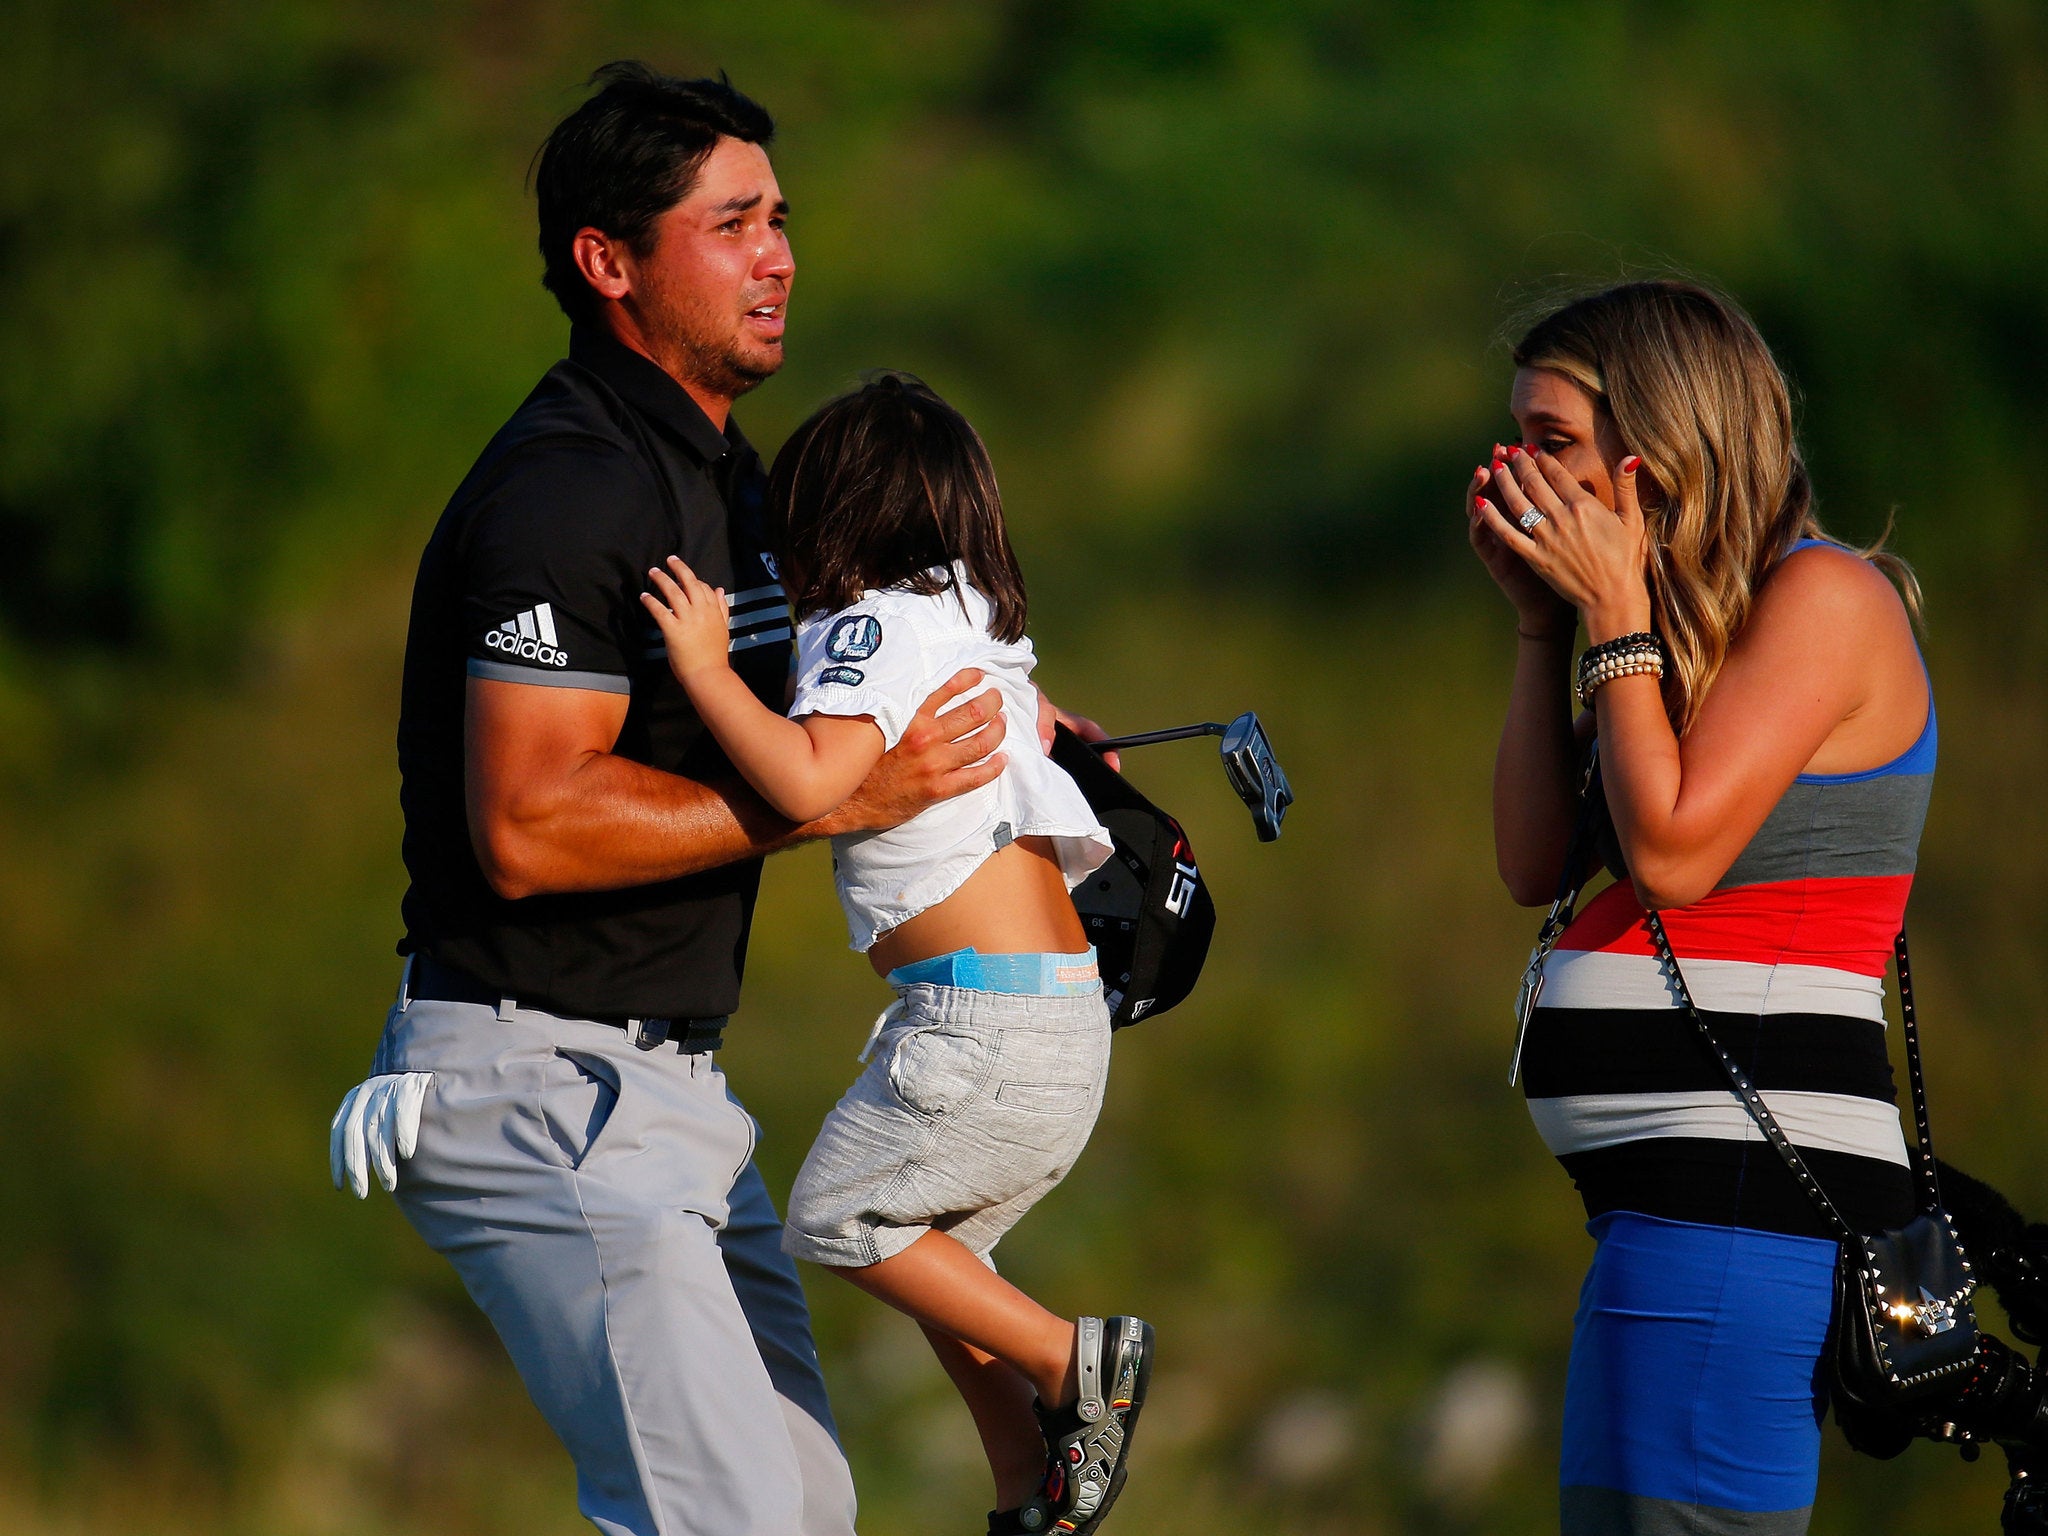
[624,137,793,404]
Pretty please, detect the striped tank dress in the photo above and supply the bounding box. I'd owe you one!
[1520,624,1933,1531]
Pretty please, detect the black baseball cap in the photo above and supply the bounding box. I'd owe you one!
[1051,724,1216,1028]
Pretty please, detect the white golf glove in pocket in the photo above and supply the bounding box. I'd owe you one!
[330,1072,433,1198]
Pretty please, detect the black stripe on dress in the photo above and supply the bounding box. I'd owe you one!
[1561,1138,1917,1240]
[1519,1006,1900,1102]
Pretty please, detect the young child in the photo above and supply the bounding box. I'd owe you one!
[640,373,1154,1536]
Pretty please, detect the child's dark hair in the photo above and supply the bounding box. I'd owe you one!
[766,373,1028,642]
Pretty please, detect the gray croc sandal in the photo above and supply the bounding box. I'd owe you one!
[1035,1315,1155,1535]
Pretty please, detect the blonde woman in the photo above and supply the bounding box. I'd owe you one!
[1468,280,1931,1535]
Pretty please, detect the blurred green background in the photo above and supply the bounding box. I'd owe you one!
[4,2,2047,1532]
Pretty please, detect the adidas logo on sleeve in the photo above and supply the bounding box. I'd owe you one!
[484,603,569,667]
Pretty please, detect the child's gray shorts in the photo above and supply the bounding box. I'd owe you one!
[782,982,1113,1268]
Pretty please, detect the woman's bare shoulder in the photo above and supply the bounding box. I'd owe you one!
[1751,540,1910,640]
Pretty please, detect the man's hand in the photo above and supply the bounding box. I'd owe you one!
[1037,689,1119,772]
[825,668,1009,834]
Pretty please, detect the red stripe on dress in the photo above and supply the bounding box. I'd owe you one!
[1556,876,1912,976]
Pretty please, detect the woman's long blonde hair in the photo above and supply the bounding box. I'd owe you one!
[1514,280,1920,732]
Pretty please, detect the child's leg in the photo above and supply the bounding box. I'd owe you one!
[836,1229,1080,1407]
[919,1324,1047,1510]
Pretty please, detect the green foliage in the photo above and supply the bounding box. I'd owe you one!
[9,0,2048,664]
[3,3,2048,1532]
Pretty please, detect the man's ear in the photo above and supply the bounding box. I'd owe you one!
[571,227,634,304]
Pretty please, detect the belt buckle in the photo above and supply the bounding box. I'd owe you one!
[625,1017,672,1051]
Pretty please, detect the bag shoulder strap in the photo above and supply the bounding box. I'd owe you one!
[1643,909,1943,1241]
[1510,746,1605,1085]
[1891,928,1946,1213]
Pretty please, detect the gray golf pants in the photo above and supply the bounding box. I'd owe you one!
[373,988,858,1536]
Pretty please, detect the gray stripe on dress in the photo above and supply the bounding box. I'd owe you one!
[1717,774,1932,889]
[1563,1485,1811,1535]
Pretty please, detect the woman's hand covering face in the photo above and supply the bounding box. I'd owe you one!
[1469,367,1655,643]
[1476,446,1653,642]
[1466,449,1575,633]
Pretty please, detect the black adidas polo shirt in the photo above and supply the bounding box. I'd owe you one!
[395,325,793,1020]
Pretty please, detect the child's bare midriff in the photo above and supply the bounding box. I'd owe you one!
[867,835,1089,977]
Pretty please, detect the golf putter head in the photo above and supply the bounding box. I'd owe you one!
[1218,711,1292,841]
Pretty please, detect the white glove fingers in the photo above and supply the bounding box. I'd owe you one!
[393,1072,431,1162]
[330,1083,364,1192]
[341,1078,377,1199]
[367,1080,402,1192]
[332,1070,434,1199]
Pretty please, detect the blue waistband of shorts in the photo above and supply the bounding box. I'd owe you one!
[885,947,1101,996]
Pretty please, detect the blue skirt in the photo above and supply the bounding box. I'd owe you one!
[1560,1212,1837,1535]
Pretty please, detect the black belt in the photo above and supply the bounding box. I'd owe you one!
[407,954,727,1054]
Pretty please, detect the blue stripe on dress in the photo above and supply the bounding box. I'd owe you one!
[1561,1212,1836,1517]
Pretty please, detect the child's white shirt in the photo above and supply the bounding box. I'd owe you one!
[789,565,1113,952]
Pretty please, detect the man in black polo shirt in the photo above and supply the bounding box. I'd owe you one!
[332,66,1034,1536]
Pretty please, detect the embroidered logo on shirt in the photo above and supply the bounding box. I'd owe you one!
[826,614,883,661]
[819,665,866,687]
[485,603,569,668]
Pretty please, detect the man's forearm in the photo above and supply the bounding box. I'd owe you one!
[476,751,825,898]
[466,665,1007,900]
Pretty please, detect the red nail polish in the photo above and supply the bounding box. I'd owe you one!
[1621,455,1641,473]
[1475,495,1489,511]
[1491,459,1505,473]
[1506,445,1522,458]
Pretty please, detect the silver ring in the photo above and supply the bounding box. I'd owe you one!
[1517,508,1546,532]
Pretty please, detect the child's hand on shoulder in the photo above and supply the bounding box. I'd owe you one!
[641,557,732,685]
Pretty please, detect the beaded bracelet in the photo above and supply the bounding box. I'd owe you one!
[1576,649,1665,706]
[1575,635,1665,707]
[1579,632,1658,670]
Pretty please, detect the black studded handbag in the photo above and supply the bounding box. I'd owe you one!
[1643,910,1978,1422]
[1530,754,1979,1446]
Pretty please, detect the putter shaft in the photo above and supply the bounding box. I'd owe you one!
[1088,722,1226,751]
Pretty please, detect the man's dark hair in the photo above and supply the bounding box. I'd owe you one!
[767,374,1030,643]
[533,62,775,326]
